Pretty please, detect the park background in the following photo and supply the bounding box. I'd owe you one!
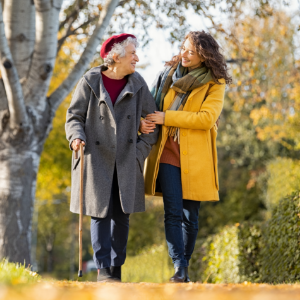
[20,0,300,283]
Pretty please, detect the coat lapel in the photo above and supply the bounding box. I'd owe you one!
[114,72,143,106]
[83,65,144,121]
[83,65,116,120]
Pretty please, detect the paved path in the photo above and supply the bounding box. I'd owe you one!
[2,282,300,300]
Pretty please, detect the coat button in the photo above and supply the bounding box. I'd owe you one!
[182,132,186,136]
[128,139,133,143]
[95,141,100,145]
[99,116,104,120]
[127,115,131,119]
[184,170,188,174]
[183,150,187,155]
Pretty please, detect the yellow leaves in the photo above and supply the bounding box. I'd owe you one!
[254,38,260,47]
[233,99,244,112]
[227,11,299,151]
[250,107,271,126]
[280,26,286,36]
[3,281,300,299]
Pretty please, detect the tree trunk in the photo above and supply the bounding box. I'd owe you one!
[0,144,40,264]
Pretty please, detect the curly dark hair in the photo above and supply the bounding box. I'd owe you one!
[165,31,232,85]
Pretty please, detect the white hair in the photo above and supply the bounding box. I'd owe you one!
[103,37,139,67]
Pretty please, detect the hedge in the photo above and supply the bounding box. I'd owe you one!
[260,191,300,283]
[191,191,300,283]
[190,223,261,283]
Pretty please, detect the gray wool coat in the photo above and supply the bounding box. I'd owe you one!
[65,65,159,218]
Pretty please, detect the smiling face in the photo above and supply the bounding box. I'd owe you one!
[116,43,139,75]
[181,38,204,70]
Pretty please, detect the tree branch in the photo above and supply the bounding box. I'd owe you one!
[3,0,35,81]
[0,2,27,128]
[49,0,120,113]
[57,15,98,55]
[23,0,63,111]
[58,0,87,31]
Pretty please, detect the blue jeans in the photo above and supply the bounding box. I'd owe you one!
[158,163,200,268]
[91,169,130,269]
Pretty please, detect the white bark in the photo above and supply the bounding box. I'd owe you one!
[0,2,27,129]
[49,0,120,112]
[23,0,63,114]
[0,147,40,264]
[3,0,35,81]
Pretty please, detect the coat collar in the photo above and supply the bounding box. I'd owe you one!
[83,65,144,105]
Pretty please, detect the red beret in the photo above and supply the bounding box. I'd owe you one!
[100,33,136,58]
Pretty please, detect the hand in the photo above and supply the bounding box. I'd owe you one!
[139,119,156,134]
[71,139,85,151]
[145,111,165,125]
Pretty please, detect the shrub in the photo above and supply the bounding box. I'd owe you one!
[200,225,240,283]
[260,191,300,283]
[190,222,262,283]
[191,191,300,284]
[237,222,262,283]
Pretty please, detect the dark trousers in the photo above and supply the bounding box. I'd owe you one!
[91,169,130,269]
[158,163,201,268]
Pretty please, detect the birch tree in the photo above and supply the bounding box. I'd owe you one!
[0,0,289,264]
[0,0,119,264]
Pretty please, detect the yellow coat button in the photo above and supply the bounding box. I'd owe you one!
[184,170,188,174]
[183,151,187,155]
[182,132,187,136]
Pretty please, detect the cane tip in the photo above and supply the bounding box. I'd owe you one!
[78,270,83,277]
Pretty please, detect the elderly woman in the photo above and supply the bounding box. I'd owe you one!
[65,33,158,282]
[141,31,232,282]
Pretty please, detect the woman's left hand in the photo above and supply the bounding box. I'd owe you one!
[145,111,165,125]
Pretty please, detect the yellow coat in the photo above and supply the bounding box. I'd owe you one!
[144,78,225,201]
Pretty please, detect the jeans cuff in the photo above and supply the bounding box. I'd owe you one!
[94,257,111,269]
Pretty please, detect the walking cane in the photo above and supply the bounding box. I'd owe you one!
[75,143,84,277]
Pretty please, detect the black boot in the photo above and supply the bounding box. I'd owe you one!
[97,267,115,282]
[110,266,121,282]
[169,267,187,283]
[184,267,191,283]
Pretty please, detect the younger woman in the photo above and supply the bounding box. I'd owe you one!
[141,31,232,282]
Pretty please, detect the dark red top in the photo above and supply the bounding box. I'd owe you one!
[102,72,128,106]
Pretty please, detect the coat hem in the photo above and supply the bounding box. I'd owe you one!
[147,191,219,202]
[70,208,145,218]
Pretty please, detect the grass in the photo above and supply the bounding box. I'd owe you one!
[122,244,174,283]
[0,260,40,285]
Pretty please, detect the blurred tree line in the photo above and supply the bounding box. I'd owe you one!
[33,0,300,279]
